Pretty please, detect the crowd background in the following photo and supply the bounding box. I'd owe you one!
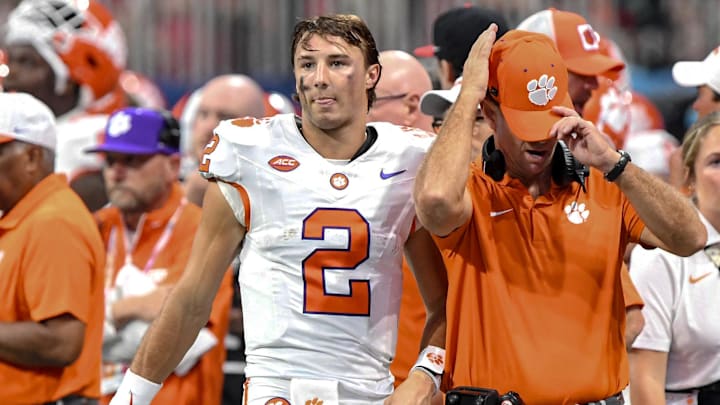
[0,0,717,139]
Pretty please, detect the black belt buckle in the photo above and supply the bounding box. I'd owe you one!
[446,387,501,405]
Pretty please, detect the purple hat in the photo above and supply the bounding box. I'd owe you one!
[87,107,180,155]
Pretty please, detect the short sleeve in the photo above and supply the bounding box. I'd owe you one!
[622,194,646,244]
[629,247,677,352]
[23,217,96,323]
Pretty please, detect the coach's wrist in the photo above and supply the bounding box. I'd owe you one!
[597,149,622,174]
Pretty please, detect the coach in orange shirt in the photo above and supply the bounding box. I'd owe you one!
[0,92,105,404]
[86,107,234,405]
[414,27,707,405]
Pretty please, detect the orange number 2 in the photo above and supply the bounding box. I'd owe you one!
[302,208,370,316]
[198,133,220,173]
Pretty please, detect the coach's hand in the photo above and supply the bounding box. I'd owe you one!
[549,106,621,172]
[458,23,498,103]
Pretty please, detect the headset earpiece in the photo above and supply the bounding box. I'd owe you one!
[551,140,589,191]
[481,136,506,181]
[157,109,181,152]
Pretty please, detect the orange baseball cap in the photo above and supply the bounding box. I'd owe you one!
[516,9,624,78]
[487,30,573,142]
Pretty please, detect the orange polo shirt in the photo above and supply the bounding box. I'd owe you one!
[390,260,426,386]
[96,183,234,405]
[0,174,105,404]
[434,165,645,405]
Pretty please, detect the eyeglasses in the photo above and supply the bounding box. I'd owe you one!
[374,93,408,103]
[431,113,486,134]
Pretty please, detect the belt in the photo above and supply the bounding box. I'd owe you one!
[43,395,99,405]
[581,392,624,405]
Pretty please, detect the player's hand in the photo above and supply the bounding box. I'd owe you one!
[384,370,435,405]
[549,106,621,172]
[458,23,498,102]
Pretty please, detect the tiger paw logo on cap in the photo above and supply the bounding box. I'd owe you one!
[107,111,132,137]
[527,74,557,106]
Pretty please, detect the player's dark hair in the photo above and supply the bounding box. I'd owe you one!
[291,14,381,111]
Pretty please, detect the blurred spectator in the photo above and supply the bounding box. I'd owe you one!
[184,74,265,206]
[0,49,7,91]
[120,71,168,110]
[86,107,234,405]
[3,0,128,212]
[583,38,633,148]
[420,77,492,159]
[0,92,105,404]
[629,112,720,405]
[368,50,433,130]
[413,5,508,90]
[672,46,720,120]
[365,50,439,393]
[517,8,625,117]
[263,91,296,117]
[623,129,679,182]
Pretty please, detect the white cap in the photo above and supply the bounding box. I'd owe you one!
[672,46,720,93]
[420,77,463,117]
[0,92,56,150]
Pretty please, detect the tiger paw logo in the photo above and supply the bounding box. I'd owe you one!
[305,397,324,405]
[265,398,290,405]
[564,201,590,224]
[330,173,349,190]
[426,352,444,366]
[527,74,557,106]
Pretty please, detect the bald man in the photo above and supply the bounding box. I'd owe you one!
[366,51,441,400]
[184,74,265,206]
[367,50,433,131]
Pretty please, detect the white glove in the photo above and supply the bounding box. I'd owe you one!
[109,369,162,405]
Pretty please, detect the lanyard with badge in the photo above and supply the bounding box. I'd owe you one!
[104,199,187,293]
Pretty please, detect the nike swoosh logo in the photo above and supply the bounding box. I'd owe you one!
[490,208,513,217]
[689,272,713,284]
[380,169,406,180]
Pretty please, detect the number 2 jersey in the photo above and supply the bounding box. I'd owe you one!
[200,113,433,399]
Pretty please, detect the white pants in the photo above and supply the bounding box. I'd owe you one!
[243,376,386,405]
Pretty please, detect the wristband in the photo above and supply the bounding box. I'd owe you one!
[604,150,631,182]
[410,345,445,393]
[109,369,162,405]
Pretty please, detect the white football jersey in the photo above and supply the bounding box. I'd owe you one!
[201,114,433,399]
[55,112,108,180]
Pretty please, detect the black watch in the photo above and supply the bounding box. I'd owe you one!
[604,150,632,182]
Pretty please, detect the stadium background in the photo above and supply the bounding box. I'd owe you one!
[1,0,717,139]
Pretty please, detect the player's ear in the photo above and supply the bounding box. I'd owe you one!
[366,63,381,90]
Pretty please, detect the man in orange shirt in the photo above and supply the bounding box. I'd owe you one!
[414,27,707,405]
[86,107,234,405]
[0,92,105,405]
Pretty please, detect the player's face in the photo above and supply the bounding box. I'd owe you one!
[692,85,720,120]
[103,153,175,213]
[567,71,599,117]
[294,34,380,130]
[485,102,557,180]
[3,45,57,108]
[691,125,720,219]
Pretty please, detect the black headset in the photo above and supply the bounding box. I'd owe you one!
[157,109,181,152]
[481,136,588,192]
